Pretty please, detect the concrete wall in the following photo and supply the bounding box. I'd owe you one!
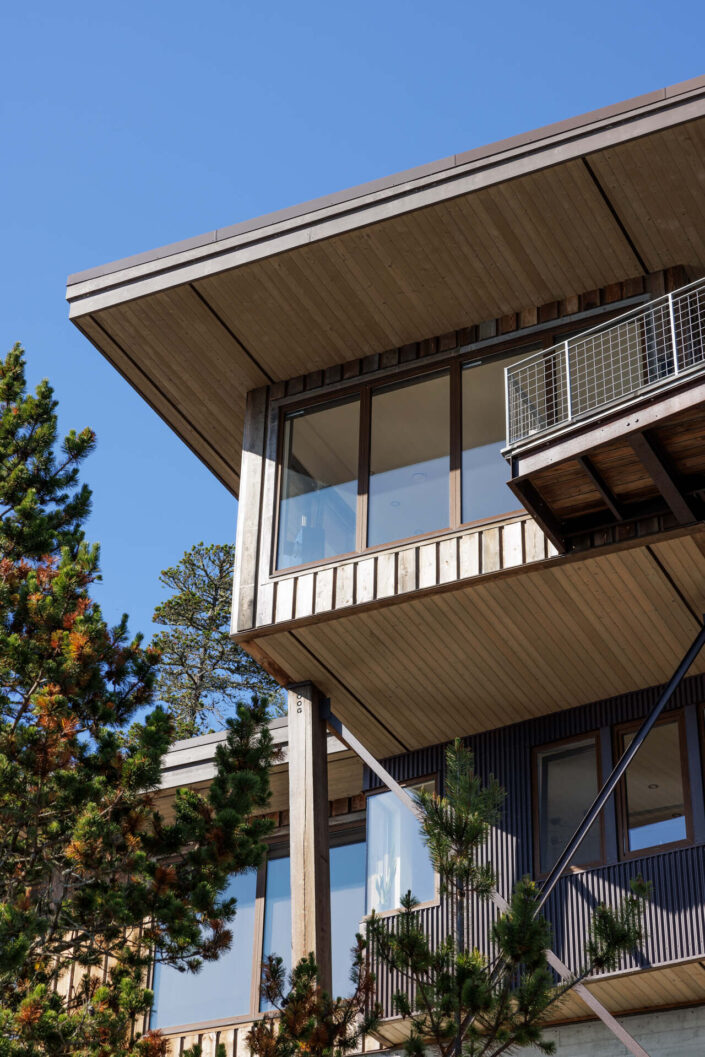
[542,1005,705,1056]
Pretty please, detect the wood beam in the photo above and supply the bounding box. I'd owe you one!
[577,455,626,521]
[509,478,567,554]
[287,681,331,991]
[629,431,698,524]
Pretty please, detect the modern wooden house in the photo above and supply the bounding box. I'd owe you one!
[67,75,705,1057]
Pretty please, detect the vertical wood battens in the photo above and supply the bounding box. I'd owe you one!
[363,671,705,1016]
[232,386,268,633]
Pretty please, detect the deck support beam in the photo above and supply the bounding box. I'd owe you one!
[287,680,331,992]
[323,704,651,1057]
[628,430,697,524]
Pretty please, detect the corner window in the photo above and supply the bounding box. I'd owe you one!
[150,867,258,1029]
[275,353,523,571]
[618,715,690,856]
[365,782,436,913]
[534,736,603,875]
[277,397,359,568]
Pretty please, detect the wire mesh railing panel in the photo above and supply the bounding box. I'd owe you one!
[505,279,705,447]
[506,346,568,444]
[674,284,705,371]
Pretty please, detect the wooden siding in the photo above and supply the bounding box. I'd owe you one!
[233,270,684,640]
[364,673,705,1019]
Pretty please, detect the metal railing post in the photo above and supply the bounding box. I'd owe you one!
[667,291,680,375]
[504,364,511,446]
[563,341,572,422]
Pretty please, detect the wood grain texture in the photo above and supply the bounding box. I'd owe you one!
[287,682,331,990]
[246,530,705,757]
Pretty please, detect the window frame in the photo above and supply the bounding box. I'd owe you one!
[614,711,693,860]
[531,730,606,879]
[149,816,367,1034]
[363,773,440,918]
[273,350,528,575]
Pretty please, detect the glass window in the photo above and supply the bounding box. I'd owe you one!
[620,719,688,853]
[368,373,450,547]
[461,354,524,523]
[535,738,602,874]
[277,397,359,569]
[366,783,435,913]
[260,843,366,1005]
[260,853,291,1011]
[151,868,257,1029]
[330,840,366,996]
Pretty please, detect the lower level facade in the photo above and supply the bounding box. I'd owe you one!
[149,669,705,1055]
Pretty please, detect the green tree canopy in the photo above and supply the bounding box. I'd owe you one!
[0,345,277,1057]
[152,542,285,739]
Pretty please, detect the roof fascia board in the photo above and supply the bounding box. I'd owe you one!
[67,76,705,291]
[67,87,705,319]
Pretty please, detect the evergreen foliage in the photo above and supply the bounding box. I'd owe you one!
[0,346,277,1056]
[248,939,381,1057]
[366,739,649,1057]
[152,542,285,739]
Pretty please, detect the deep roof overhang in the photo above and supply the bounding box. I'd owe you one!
[66,75,705,496]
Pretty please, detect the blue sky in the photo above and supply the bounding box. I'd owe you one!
[1,0,703,642]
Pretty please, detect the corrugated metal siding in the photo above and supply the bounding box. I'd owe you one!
[365,673,705,1016]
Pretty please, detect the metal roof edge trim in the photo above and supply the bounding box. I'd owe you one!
[66,74,705,296]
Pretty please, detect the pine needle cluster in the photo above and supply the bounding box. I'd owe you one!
[152,542,285,738]
[366,739,649,1057]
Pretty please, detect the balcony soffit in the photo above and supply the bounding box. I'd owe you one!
[246,532,705,758]
[66,83,705,497]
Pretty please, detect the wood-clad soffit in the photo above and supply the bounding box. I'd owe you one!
[66,81,705,496]
[241,531,705,758]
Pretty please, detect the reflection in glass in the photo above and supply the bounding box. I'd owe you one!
[260,855,291,1011]
[330,841,366,996]
[260,845,366,1006]
[462,354,525,523]
[368,373,450,547]
[151,868,257,1029]
[622,721,687,852]
[366,785,435,913]
[536,739,601,874]
[277,398,359,569]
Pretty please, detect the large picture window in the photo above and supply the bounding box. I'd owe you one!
[151,867,258,1029]
[617,715,691,856]
[260,839,366,1010]
[366,782,436,913]
[276,353,522,571]
[534,736,603,875]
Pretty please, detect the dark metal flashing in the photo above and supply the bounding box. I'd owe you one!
[66,74,705,293]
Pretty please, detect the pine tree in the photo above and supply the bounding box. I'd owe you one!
[366,739,649,1057]
[152,542,285,739]
[247,939,381,1057]
[0,345,277,1057]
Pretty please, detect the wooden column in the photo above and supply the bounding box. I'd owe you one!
[287,681,331,991]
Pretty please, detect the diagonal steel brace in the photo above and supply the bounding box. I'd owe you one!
[322,705,651,1057]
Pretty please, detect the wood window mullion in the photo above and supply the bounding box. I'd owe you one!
[357,388,371,551]
[450,359,462,528]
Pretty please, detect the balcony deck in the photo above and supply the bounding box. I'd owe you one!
[504,279,705,552]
